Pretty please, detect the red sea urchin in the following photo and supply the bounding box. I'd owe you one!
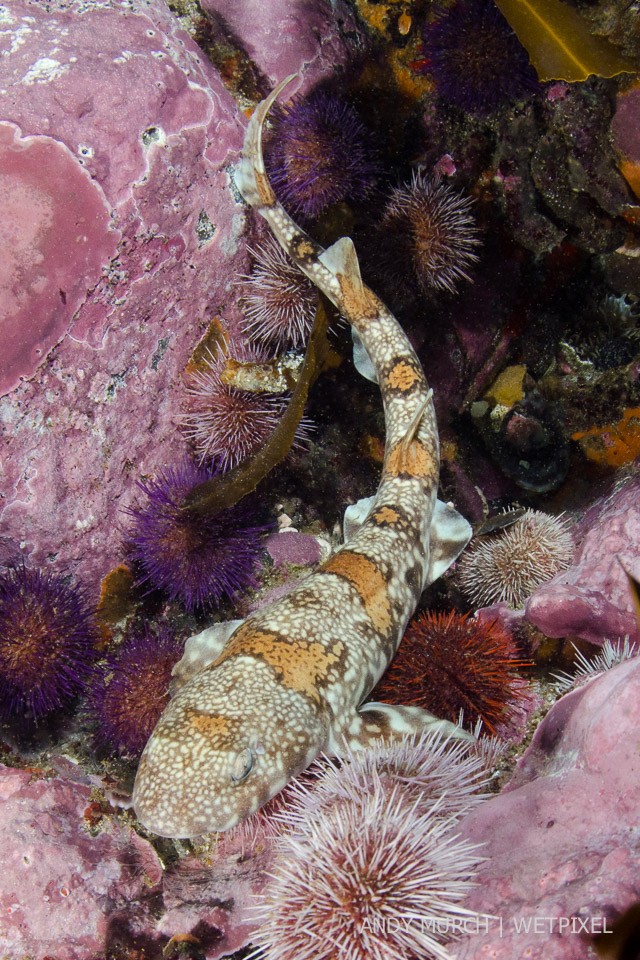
[265,88,379,220]
[423,0,539,116]
[0,565,97,722]
[458,509,574,608]
[125,460,268,612]
[87,623,183,758]
[371,610,530,735]
[180,344,311,471]
[239,237,319,349]
[249,784,484,960]
[380,171,480,295]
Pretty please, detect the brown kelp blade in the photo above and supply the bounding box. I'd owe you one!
[494,0,637,82]
[183,296,332,517]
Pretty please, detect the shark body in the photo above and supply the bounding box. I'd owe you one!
[133,77,471,837]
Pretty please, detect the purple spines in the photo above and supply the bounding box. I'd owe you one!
[125,460,269,612]
[0,565,98,722]
[87,623,183,758]
[424,0,539,115]
[266,89,379,219]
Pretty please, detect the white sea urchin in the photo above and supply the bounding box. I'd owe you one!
[249,784,486,960]
[179,343,311,471]
[381,171,480,295]
[553,637,639,691]
[457,509,574,608]
[279,731,491,829]
[239,237,319,349]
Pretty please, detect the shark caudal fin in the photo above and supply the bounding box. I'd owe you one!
[235,74,296,209]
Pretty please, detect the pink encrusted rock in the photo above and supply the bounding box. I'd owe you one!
[611,86,640,168]
[266,529,323,569]
[0,0,248,591]
[0,762,273,958]
[201,0,361,94]
[158,836,274,958]
[524,471,640,645]
[0,123,119,394]
[0,764,163,960]
[454,657,640,960]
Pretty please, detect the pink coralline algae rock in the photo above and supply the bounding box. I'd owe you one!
[0,763,272,959]
[611,86,640,168]
[0,764,163,960]
[524,472,640,645]
[201,0,360,93]
[0,124,119,394]
[158,837,274,958]
[0,0,247,591]
[454,656,640,960]
[266,529,323,568]
[0,0,365,599]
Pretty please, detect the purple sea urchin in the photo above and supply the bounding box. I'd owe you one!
[424,0,539,115]
[265,89,378,219]
[250,784,484,960]
[458,509,574,608]
[125,460,268,612]
[0,565,97,722]
[180,344,310,471]
[240,238,319,349]
[87,623,183,757]
[380,171,480,295]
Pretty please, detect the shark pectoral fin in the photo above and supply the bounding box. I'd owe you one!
[319,235,361,284]
[352,329,378,384]
[343,495,376,542]
[170,619,245,693]
[328,702,475,754]
[425,499,473,589]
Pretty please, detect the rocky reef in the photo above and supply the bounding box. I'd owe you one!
[1,0,640,958]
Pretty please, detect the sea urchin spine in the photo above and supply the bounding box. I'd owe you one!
[87,623,184,758]
[125,460,268,612]
[423,0,539,115]
[0,565,97,722]
[265,88,379,220]
[381,170,480,295]
[457,509,574,608]
[240,237,319,349]
[250,784,485,960]
[371,609,530,735]
[180,343,311,471]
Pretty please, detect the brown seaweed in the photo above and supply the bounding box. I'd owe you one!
[494,0,637,82]
[183,296,333,516]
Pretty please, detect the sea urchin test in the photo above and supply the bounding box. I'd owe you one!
[133,77,473,838]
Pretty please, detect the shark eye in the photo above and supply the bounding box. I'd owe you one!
[230,748,254,784]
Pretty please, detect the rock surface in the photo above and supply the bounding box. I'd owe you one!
[0,764,162,960]
[525,471,640,645]
[0,0,245,592]
[454,656,640,959]
[0,763,271,959]
[200,0,360,93]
